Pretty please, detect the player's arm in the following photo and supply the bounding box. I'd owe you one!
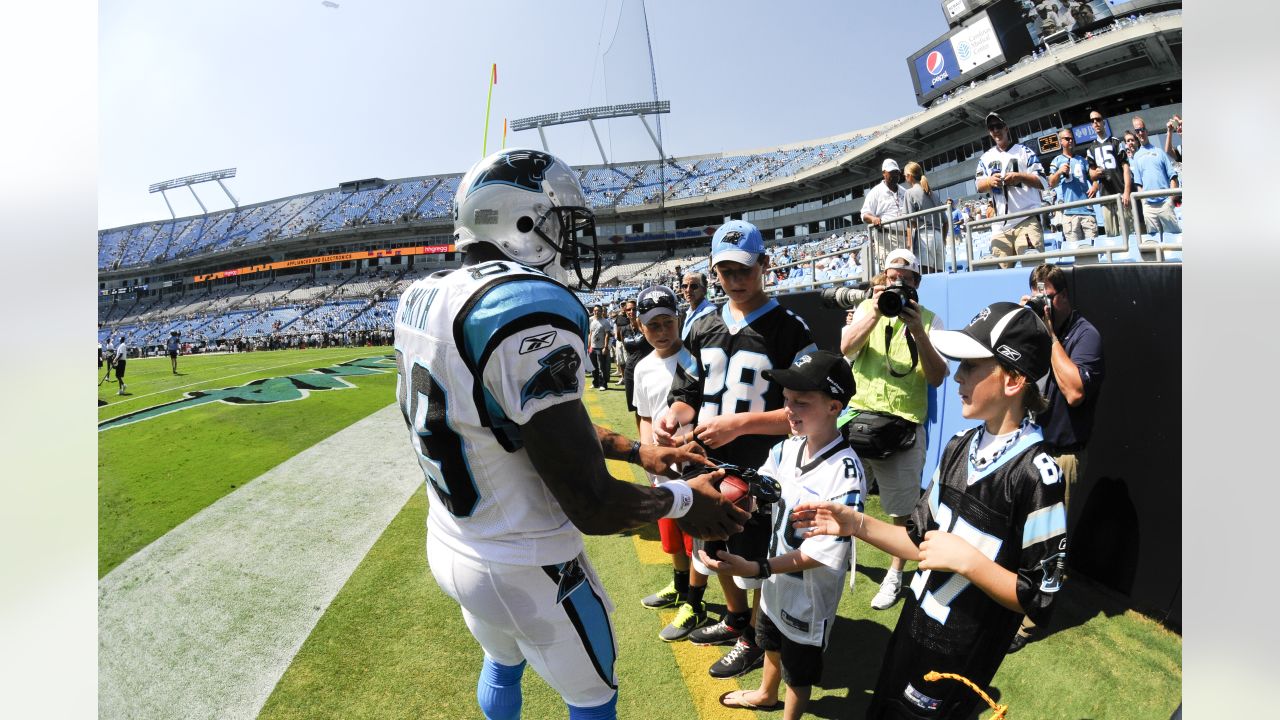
[918,530,1022,613]
[790,502,920,561]
[596,423,710,478]
[528,403,747,538]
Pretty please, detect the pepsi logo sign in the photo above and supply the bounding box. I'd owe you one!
[926,50,946,76]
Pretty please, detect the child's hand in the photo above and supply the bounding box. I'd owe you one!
[918,530,983,575]
[698,547,754,577]
[791,501,859,538]
[691,415,743,449]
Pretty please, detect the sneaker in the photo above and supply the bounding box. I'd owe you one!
[708,638,764,679]
[688,618,743,647]
[1007,633,1031,654]
[641,581,682,610]
[870,570,902,610]
[658,601,708,642]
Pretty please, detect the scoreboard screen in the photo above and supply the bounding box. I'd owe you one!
[908,2,1034,106]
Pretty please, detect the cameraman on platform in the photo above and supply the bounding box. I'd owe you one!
[1009,263,1105,653]
[837,248,949,611]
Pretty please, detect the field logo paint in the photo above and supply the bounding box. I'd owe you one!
[98,356,396,432]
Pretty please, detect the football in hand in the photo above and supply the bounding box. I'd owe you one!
[719,474,753,512]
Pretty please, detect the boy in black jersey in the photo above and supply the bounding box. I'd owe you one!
[793,302,1067,719]
[657,220,817,679]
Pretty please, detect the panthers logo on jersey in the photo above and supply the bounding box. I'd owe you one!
[521,345,580,407]
[468,149,552,196]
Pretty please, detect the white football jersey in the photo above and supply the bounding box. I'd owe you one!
[394,260,591,567]
[759,434,864,647]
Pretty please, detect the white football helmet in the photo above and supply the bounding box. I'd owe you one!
[454,148,600,289]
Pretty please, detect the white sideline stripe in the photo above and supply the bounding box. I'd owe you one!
[98,403,421,720]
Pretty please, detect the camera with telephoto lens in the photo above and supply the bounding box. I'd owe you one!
[821,285,870,310]
[877,281,919,318]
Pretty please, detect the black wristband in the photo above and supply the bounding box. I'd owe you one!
[626,440,641,465]
[756,559,773,580]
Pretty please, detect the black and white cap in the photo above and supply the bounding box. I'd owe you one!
[762,350,855,405]
[636,285,679,324]
[930,301,1052,380]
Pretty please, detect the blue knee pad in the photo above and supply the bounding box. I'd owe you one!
[568,693,617,720]
[477,658,525,720]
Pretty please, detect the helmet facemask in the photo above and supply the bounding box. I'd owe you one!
[528,204,600,291]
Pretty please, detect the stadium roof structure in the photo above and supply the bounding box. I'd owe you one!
[149,168,240,220]
[511,100,671,168]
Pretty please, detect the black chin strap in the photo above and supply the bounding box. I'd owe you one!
[884,322,919,378]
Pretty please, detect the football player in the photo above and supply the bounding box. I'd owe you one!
[394,148,748,720]
[792,302,1067,720]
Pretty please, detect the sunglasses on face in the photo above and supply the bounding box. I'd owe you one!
[1090,117,1104,123]
[1135,127,1147,134]
[680,283,701,289]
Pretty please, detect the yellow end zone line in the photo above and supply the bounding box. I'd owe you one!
[583,389,746,720]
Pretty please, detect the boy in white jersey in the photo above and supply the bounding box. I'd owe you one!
[632,285,711,641]
[700,350,863,718]
[792,302,1067,720]
[396,149,748,720]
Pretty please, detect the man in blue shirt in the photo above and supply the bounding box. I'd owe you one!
[1128,116,1181,239]
[1010,263,1105,653]
[1048,127,1098,245]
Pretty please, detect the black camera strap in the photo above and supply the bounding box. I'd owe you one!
[884,322,919,378]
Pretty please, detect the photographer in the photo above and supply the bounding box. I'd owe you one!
[1009,263,1105,653]
[838,249,948,611]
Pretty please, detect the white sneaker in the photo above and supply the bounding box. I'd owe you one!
[870,570,902,610]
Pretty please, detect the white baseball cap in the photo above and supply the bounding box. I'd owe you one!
[882,158,900,173]
[885,248,920,275]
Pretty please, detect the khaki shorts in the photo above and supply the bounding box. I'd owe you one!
[989,217,1043,268]
[1063,214,1098,243]
[860,424,927,517]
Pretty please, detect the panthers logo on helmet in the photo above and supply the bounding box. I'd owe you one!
[468,149,553,197]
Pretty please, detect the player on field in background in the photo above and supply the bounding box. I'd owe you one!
[166,331,181,374]
[393,148,748,720]
[792,302,1067,720]
[657,219,818,680]
[701,350,864,718]
[631,284,711,641]
[112,335,129,395]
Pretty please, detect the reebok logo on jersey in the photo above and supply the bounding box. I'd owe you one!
[997,344,1022,362]
[520,331,558,354]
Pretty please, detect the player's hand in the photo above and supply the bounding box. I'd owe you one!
[791,501,859,538]
[677,470,749,540]
[639,441,712,479]
[691,415,744,450]
[697,547,753,577]
[918,530,982,575]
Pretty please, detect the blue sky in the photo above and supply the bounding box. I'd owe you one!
[99,0,949,229]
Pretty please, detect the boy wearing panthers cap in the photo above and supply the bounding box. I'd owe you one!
[633,285,713,642]
[657,219,818,679]
[793,302,1067,720]
[701,350,864,717]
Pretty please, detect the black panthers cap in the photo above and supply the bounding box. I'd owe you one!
[763,350,855,405]
[930,301,1052,380]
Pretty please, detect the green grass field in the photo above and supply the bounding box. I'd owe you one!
[98,348,1181,719]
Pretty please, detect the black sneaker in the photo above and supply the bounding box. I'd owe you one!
[709,638,764,679]
[1007,633,1031,654]
[658,600,709,642]
[641,581,682,610]
[688,619,743,646]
